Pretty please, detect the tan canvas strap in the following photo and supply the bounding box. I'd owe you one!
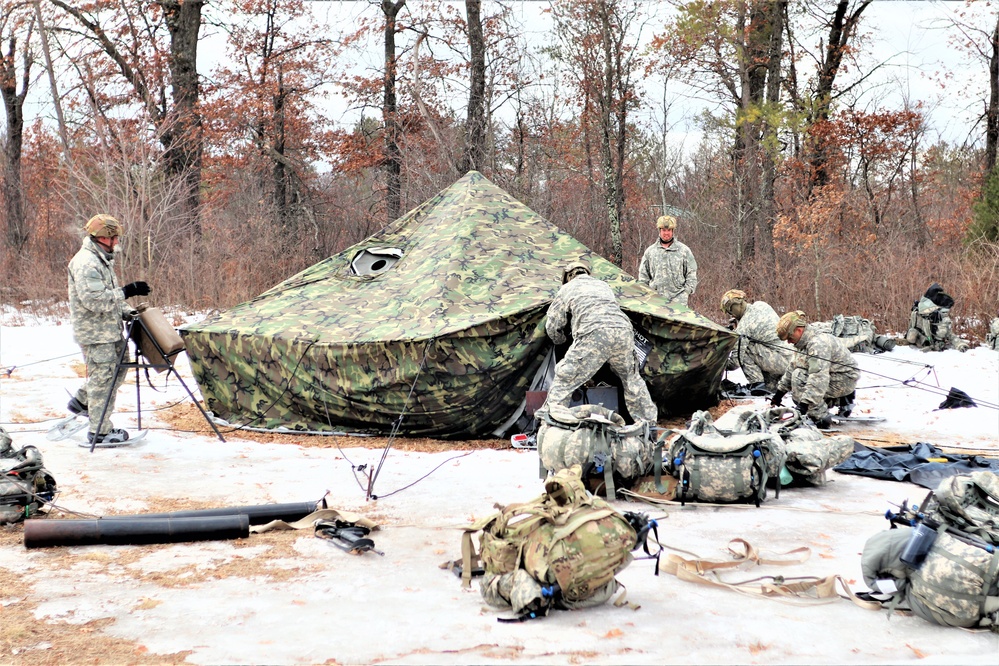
[660,539,882,610]
[249,508,377,534]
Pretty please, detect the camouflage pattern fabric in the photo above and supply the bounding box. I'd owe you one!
[73,341,128,435]
[906,298,969,352]
[666,410,784,504]
[781,421,855,484]
[67,238,132,434]
[987,318,999,351]
[637,239,698,305]
[543,275,657,423]
[908,532,999,629]
[68,238,130,345]
[812,315,875,353]
[777,325,859,421]
[538,404,653,480]
[181,172,733,437]
[468,465,637,615]
[925,472,999,546]
[727,301,793,388]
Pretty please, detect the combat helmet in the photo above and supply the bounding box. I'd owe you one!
[85,214,123,238]
[776,310,807,341]
[656,215,677,230]
[720,289,747,316]
[562,260,590,284]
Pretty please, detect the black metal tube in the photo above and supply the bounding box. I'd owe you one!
[23,514,250,548]
[98,501,320,525]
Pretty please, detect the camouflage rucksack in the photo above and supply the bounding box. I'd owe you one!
[456,465,655,621]
[537,404,654,499]
[0,428,58,524]
[861,472,999,631]
[740,406,855,485]
[664,410,785,506]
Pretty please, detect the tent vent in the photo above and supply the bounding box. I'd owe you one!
[350,247,403,276]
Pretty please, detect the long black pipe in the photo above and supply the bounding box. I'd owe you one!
[24,514,249,548]
[98,501,320,525]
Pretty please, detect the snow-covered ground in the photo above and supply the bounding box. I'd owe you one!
[1,312,997,665]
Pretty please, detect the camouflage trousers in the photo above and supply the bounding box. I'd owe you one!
[74,340,128,435]
[545,327,657,423]
[788,367,856,420]
[732,342,792,389]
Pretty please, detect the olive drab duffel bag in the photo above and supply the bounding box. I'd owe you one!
[0,427,57,524]
[663,410,785,506]
[454,465,657,621]
[537,404,655,499]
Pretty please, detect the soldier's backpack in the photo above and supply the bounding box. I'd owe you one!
[455,465,656,621]
[906,283,969,352]
[663,410,785,506]
[735,406,855,485]
[0,428,58,524]
[861,471,999,631]
[537,404,654,499]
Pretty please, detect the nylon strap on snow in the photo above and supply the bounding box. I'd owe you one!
[659,539,882,610]
[249,508,378,534]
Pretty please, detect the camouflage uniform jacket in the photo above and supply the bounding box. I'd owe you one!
[729,301,794,385]
[68,238,130,345]
[637,240,698,305]
[777,325,859,410]
[545,274,631,344]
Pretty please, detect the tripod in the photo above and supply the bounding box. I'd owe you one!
[90,315,226,452]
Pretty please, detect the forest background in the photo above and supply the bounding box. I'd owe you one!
[1,0,998,340]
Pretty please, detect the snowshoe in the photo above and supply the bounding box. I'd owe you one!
[46,415,88,441]
[88,429,130,444]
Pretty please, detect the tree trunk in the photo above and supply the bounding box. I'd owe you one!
[382,0,405,222]
[986,10,999,178]
[807,0,871,192]
[160,0,204,234]
[273,66,288,228]
[460,0,486,174]
[0,22,31,250]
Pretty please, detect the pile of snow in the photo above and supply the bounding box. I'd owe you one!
[1,317,997,664]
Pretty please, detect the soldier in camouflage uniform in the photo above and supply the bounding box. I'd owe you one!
[720,289,793,391]
[638,215,698,306]
[772,310,859,429]
[68,214,151,444]
[988,316,999,351]
[541,262,657,424]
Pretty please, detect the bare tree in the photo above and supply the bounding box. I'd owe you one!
[382,0,405,222]
[0,3,33,250]
[48,0,204,233]
[458,0,485,174]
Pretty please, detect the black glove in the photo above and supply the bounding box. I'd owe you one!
[770,391,786,407]
[123,281,150,299]
[814,414,833,430]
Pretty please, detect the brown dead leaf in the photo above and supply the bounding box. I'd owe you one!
[603,628,623,638]
[748,641,770,654]
[905,643,927,659]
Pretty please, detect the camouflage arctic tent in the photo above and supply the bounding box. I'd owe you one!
[180,171,735,438]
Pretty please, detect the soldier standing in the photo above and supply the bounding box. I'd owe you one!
[638,215,698,306]
[720,289,794,392]
[67,214,151,444]
[771,310,859,429]
[540,261,657,424]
